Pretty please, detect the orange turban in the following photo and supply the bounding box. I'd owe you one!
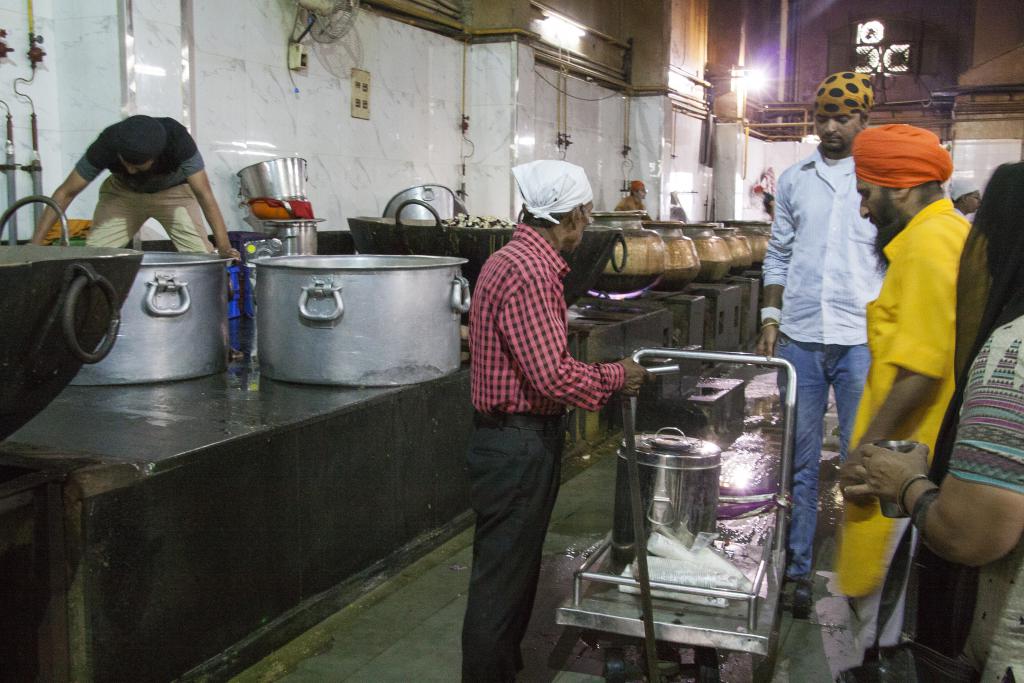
[853,124,953,188]
[630,180,645,192]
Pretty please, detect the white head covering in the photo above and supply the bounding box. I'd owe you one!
[950,176,980,201]
[512,160,593,225]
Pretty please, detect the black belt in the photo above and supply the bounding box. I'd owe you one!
[473,411,566,432]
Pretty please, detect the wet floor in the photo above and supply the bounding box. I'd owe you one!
[233,371,862,682]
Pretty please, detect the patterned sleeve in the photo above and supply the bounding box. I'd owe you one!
[498,273,625,412]
[948,332,1024,494]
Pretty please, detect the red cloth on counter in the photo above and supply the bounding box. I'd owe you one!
[469,224,625,415]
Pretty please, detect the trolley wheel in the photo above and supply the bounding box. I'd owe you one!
[603,647,628,683]
[695,646,721,683]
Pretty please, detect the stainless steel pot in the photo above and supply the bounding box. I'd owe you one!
[612,427,722,561]
[72,252,229,385]
[237,157,308,201]
[256,255,469,386]
[250,219,322,256]
[383,184,467,221]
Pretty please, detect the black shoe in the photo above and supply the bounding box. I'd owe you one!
[791,578,813,620]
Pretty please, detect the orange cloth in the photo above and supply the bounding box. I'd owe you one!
[814,71,874,116]
[629,180,645,192]
[853,124,953,189]
[44,219,92,244]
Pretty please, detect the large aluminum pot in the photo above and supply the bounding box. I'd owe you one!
[682,225,732,282]
[612,427,722,562]
[256,255,469,386]
[72,252,229,385]
[237,157,308,201]
[644,221,701,291]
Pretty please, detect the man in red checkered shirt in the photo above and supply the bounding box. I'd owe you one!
[461,160,648,681]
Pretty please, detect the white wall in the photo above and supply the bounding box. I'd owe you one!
[1,3,710,240]
[713,122,816,221]
[951,138,1024,197]
[0,0,120,239]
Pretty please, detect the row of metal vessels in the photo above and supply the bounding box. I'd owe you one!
[587,211,770,294]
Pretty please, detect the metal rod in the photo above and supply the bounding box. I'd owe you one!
[4,113,15,245]
[579,570,758,602]
[622,395,663,682]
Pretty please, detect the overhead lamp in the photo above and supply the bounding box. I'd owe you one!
[539,12,585,47]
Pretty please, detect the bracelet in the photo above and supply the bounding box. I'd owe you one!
[760,320,780,329]
[897,474,932,516]
[911,487,940,532]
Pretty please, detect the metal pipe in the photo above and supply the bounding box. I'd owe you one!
[0,194,68,246]
[3,112,16,245]
[29,112,42,229]
[621,394,663,682]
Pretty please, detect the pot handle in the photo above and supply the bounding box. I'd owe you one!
[298,280,344,322]
[450,275,471,314]
[61,263,122,364]
[610,231,628,272]
[145,274,192,317]
[395,199,442,229]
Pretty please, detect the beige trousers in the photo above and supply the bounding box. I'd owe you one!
[85,176,213,253]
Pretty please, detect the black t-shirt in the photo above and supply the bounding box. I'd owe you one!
[74,117,205,193]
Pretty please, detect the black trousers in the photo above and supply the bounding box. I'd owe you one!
[461,422,564,683]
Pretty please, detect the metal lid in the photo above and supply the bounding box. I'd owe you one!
[620,427,722,470]
[639,427,719,454]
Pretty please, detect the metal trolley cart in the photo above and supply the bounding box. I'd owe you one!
[556,348,796,682]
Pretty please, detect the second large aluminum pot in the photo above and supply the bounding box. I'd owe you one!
[237,157,308,201]
[72,252,229,385]
[255,255,470,386]
[612,427,722,562]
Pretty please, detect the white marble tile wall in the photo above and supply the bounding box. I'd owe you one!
[0,0,65,240]
[713,126,818,221]
[951,138,1024,197]
[189,6,466,233]
[665,112,712,222]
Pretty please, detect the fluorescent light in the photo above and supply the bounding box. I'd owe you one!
[135,63,167,77]
[538,13,585,48]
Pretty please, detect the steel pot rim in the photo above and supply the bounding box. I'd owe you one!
[254,254,469,271]
[139,251,234,267]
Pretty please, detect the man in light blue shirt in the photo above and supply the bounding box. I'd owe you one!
[757,71,885,618]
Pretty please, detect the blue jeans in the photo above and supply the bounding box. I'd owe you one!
[776,335,871,579]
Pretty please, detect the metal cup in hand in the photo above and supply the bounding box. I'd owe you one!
[870,440,923,518]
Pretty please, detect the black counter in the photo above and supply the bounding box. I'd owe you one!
[1,319,473,681]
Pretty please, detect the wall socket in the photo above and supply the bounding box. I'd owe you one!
[351,68,370,120]
[288,42,308,71]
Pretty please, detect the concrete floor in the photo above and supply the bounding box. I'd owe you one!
[234,374,862,682]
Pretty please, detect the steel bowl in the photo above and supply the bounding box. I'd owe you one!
[237,157,308,201]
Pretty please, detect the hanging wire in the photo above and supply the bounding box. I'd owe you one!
[532,68,622,102]
[13,69,36,114]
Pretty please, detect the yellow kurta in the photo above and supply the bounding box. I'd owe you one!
[836,199,970,596]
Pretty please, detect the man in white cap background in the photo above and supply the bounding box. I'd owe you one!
[950,178,981,221]
[461,160,648,681]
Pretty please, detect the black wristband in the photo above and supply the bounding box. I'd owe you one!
[910,487,940,533]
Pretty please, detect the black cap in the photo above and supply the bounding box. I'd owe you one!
[113,115,167,164]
